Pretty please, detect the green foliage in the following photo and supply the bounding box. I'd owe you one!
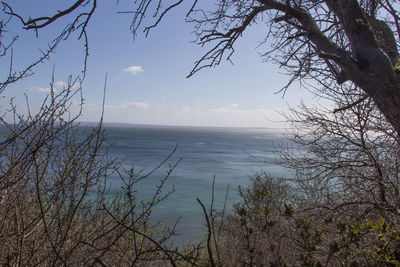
[212,171,400,266]
[283,204,294,218]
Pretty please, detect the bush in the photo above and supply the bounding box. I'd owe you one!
[0,81,187,266]
[212,172,400,266]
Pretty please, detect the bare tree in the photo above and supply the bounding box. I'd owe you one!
[3,1,400,265]
[0,76,204,266]
[0,1,96,92]
[3,1,400,134]
[279,83,400,219]
[209,83,400,265]
[127,0,400,135]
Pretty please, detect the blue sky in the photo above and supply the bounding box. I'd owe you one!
[0,0,317,128]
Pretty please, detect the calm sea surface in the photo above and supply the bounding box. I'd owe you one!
[102,124,290,244]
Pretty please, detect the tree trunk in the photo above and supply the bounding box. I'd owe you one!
[324,0,400,135]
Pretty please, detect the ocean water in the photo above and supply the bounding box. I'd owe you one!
[102,124,290,244]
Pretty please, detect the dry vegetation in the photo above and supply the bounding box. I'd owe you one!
[0,81,191,266]
[1,84,399,265]
[1,0,400,266]
[203,86,400,266]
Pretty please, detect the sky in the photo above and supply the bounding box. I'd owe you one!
[0,0,318,128]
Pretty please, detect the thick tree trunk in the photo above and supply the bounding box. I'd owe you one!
[356,72,400,136]
[324,0,400,135]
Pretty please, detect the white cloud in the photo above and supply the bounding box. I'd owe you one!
[55,81,67,88]
[80,102,287,128]
[30,86,51,93]
[123,65,144,75]
[178,105,287,127]
[124,102,149,109]
[55,81,81,90]
[29,80,79,94]
[106,101,150,110]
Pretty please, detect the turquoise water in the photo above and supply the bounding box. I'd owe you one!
[102,124,290,244]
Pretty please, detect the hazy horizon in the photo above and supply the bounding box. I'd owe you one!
[0,1,318,129]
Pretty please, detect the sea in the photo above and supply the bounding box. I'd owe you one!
[102,124,292,245]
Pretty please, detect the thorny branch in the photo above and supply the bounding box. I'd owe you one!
[0,0,97,91]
